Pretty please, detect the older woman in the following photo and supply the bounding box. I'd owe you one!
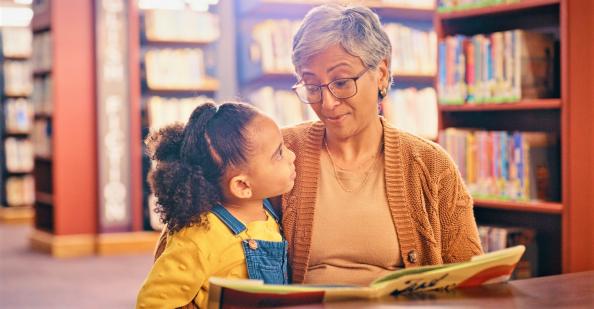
[280,4,483,285]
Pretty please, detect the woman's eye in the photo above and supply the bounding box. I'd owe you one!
[333,80,349,88]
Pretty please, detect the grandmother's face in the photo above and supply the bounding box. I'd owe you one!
[298,44,389,139]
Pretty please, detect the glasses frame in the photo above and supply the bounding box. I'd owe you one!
[292,67,370,104]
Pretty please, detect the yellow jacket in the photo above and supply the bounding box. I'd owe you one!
[136,212,282,309]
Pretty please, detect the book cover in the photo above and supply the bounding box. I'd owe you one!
[207,245,525,308]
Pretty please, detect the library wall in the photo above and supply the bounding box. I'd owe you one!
[0,0,591,270]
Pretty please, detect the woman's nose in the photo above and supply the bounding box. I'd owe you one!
[321,87,340,110]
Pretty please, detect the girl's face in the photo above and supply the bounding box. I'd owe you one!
[297,44,389,140]
[244,114,296,199]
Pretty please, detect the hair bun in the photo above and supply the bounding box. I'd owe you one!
[145,124,185,162]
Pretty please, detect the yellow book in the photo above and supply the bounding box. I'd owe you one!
[208,245,525,308]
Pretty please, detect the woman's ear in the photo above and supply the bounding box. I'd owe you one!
[377,58,390,89]
[228,174,253,199]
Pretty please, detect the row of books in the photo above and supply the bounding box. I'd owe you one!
[382,87,438,140]
[4,138,34,173]
[31,76,52,114]
[32,118,52,158]
[438,128,560,202]
[250,19,300,75]
[248,86,317,127]
[478,225,537,279]
[385,23,436,75]
[438,30,557,104]
[4,175,35,207]
[144,48,212,90]
[437,0,519,12]
[248,20,437,76]
[4,98,33,134]
[146,96,213,131]
[144,10,219,43]
[1,28,32,58]
[3,61,33,96]
[32,31,52,72]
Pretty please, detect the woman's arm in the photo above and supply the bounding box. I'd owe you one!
[437,164,484,263]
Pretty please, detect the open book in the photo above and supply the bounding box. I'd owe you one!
[207,245,525,308]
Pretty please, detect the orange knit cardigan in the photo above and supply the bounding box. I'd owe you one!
[279,118,483,283]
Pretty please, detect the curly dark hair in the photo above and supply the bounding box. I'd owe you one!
[145,102,259,233]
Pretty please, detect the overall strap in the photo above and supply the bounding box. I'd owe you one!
[210,204,246,235]
[263,199,281,222]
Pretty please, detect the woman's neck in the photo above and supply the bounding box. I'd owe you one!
[325,117,383,169]
[222,200,267,223]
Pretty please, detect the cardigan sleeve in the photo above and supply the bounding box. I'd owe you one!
[136,233,208,309]
[436,162,484,263]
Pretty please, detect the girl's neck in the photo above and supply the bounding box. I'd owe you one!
[222,200,267,223]
[325,117,383,168]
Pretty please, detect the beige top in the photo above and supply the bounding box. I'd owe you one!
[279,119,483,283]
[304,149,403,285]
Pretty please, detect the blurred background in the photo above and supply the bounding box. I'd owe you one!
[0,0,592,308]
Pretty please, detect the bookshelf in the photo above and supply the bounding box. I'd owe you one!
[436,0,594,275]
[235,0,438,136]
[0,25,35,223]
[137,2,221,231]
[27,0,157,257]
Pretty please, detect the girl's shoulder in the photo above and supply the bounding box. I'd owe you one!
[169,212,234,247]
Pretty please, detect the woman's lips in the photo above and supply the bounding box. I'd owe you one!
[324,114,348,123]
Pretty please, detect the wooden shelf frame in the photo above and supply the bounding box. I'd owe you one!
[438,0,560,20]
[439,99,561,112]
[474,199,563,214]
[436,0,594,274]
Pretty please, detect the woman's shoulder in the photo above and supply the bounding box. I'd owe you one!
[384,123,455,175]
[281,120,323,147]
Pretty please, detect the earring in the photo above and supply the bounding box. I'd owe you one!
[379,88,388,99]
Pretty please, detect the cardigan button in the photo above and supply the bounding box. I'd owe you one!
[408,250,418,263]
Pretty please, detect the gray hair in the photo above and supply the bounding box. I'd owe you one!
[292,3,392,79]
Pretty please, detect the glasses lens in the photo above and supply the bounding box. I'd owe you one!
[295,84,321,104]
[329,78,356,99]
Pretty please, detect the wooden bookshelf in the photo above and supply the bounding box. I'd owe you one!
[143,39,216,48]
[439,99,561,112]
[26,0,149,257]
[3,55,30,61]
[474,199,563,214]
[393,73,436,84]
[136,5,221,234]
[438,0,560,20]
[32,69,51,77]
[0,206,34,224]
[30,8,50,33]
[1,24,35,219]
[235,0,437,132]
[29,0,97,255]
[238,0,434,20]
[436,0,594,275]
[146,78,220,93]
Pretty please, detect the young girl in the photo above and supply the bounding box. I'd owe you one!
[136,102,296,309]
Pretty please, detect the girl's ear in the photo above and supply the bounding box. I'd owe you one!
[228,174,253,199]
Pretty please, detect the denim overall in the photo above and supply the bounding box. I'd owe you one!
[210,199,289,284]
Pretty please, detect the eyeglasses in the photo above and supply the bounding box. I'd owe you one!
[292,68,370,104]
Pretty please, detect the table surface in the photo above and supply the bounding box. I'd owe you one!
[279,271,594,308]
